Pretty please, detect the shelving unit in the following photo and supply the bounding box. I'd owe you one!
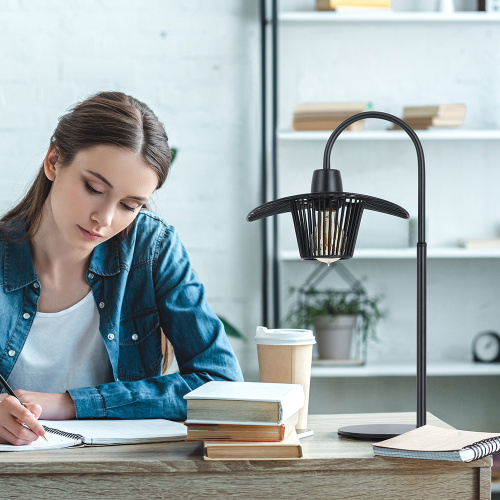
[279,11,500,23]
[278,129,500,141]
[311,359,500,378]
[281,247,500,260]
[261,3,500,433]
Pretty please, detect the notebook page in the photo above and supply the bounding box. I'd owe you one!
[0,431,81,452]
[374,425,500,453]
[39,419,187,445]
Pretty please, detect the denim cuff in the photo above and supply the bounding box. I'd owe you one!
[68,387,106,419]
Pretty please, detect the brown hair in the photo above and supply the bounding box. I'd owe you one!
[1,91,171,240]
[0,91,174,373]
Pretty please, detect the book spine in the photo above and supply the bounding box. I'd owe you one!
[279,387,305,423]
[329,0,391,6]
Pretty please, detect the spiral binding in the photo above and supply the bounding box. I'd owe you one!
[468,436,500,461]
[43,425,85,442]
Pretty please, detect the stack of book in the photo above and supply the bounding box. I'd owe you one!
[292,102,371,131]
[316,0,392,12]
[395,104,466,130]
[184,381,305,460]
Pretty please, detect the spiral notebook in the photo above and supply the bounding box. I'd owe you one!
[373,425,500,462]
[0,419,187,452]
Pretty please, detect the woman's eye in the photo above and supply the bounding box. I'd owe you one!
[85,181,102,195]
[121,203,137,212]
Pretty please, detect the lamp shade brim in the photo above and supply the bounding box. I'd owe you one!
[247,192,409,222]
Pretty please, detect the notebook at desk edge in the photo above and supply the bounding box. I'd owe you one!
[0,419,187,451]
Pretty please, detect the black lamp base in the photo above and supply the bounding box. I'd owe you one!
[337,423,416,441]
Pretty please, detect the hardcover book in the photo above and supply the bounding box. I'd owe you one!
[204,429,303,460]
[186,412,299,442]
[184,381,304,425]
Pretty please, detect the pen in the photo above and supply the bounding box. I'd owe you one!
[0,373,48,442]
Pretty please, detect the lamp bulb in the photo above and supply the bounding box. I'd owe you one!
[313,209,344,266]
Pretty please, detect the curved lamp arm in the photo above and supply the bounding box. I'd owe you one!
[324,111,427,427]
[324,111,425,243]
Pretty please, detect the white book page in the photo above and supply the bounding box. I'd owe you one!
[184,381,302,402]
[39,419,187,445]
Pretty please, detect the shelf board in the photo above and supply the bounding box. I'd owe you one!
[311,359,500,378]
[280,247,500,260]
[278,129,500,142]
[279,12,500,23]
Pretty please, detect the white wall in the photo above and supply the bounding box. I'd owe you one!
[0,0,261,371]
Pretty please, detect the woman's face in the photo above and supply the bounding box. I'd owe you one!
[44,144,159,252]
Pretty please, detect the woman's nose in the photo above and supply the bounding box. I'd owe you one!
[91,203,114,228]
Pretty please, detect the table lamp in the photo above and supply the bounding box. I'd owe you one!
[247,111,427,439]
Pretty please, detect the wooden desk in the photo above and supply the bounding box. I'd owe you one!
[0,413,491,500]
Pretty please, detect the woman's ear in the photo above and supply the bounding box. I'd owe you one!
[43,144,59,181]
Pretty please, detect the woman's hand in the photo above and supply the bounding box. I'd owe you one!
[13,390,76,420]
[0,394,45,445]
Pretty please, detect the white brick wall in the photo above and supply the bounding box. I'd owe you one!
[0,0,262,372]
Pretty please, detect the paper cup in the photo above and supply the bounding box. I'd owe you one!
[255,327,315,432]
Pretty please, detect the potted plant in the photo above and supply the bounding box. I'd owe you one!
[285,290,384,361]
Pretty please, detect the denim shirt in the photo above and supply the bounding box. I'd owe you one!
[0,210,243,420]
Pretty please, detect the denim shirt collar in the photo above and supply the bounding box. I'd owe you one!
[4,236,38,293]
[3,233,121,293]
[88,236,121,277]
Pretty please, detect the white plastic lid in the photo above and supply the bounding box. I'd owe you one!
[254,326,316,346]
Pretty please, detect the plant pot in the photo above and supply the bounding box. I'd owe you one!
[312,315,357,360]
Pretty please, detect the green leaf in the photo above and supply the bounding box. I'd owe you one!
[170,147,177,164]
[283,288,385,343]
[219,316,247,342]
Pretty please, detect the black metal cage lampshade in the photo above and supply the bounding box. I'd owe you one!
[248,189,408,264]
[248,111,427,440]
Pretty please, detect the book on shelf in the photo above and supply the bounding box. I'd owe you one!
[0,419,187,452]
[373,425,500,462]
[184,381,304,425]
[316,0,391,10]
[293,101,370,117]
[402,104,466,119]
[186,412,299,442]
[391,117,464,130]
[292,102,370,131]
[459,238,500,249]
[293,118,364,131]
[204,428,303,460]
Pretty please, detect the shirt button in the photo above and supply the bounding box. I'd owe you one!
[88,272,94,280]
[23,313,30,320]
[8,350,15,357]
[107,333,115,340]
[131,334,139,341]
[33,282,40,289]
[99,302,105,309]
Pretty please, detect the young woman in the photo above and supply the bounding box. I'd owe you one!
[0,91,243,445]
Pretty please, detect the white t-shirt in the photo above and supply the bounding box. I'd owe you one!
[8,291,114,393]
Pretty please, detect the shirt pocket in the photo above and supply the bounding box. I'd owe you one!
[118,308,162,381]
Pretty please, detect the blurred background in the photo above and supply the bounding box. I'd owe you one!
[1,0,499,441]
[0,0,262,370]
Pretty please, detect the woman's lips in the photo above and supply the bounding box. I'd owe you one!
[78,226,103,241]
